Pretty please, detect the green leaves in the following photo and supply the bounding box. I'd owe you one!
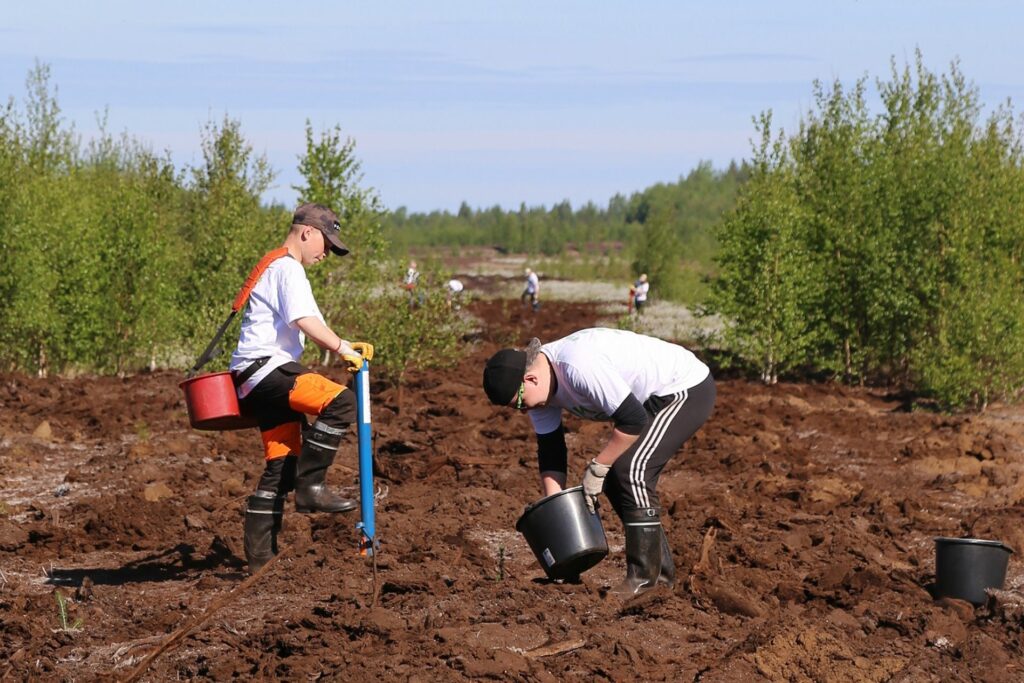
[710,51,1024,409]
[0,69,284,374]
[182,115,280,353]
[289,122,471,397]
[0,64,467,382]
[54,590,83,633]
[711,113,816,383]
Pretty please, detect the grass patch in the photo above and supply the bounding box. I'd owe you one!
[54,590,83,633]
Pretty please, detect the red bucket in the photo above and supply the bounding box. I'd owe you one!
[180,372,259,431]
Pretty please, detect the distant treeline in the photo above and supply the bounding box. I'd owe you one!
[384,161,749,301]
[710,52,1024,409]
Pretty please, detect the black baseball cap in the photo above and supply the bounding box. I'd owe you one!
[292,203,349,256]
[482,349,527,405]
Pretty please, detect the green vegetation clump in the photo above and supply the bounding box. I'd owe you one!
[709,51,1024,410]
[0,63,469,387]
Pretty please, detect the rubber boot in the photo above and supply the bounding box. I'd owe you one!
[609,507,663,598]
[657,526,675,587]
[294,421,357,513]
[244,490,284,574]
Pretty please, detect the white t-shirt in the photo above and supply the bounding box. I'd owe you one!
[634,281,649,302]
[447,279,464,293]
[528,328,710,435]
[525,272,539,294]
[229,256,323,398]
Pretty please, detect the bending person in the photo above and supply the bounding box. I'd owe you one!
[521,268,540,311]
[483,328,714,596]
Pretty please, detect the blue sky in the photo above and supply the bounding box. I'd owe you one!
[1,1,1022,212]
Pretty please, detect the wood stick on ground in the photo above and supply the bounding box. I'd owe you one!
[523,637,587,659]
[692,527,718,576]
[117,540,304,683]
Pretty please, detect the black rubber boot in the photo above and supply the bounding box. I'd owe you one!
[609,507,663,598]
[244,491,284,574]
[294,421,357,513]
[658,526,675,587]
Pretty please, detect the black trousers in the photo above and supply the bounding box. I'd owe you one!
[237,362,356,495]
[604,373,716,515]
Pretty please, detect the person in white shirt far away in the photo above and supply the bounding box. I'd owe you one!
[633,273,650,314]
[446,278,465,310]
[521,268,540,311]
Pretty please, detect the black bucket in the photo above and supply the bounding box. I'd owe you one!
[515,486,609,580]
[934,537,1013,605]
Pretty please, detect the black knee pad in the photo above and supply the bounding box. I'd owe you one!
[257,455,297,495]
[319,388,356,429]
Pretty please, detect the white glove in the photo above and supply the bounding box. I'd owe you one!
[582,459,611,514]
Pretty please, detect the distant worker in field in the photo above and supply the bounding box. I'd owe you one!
[521,268,540,311]
[483,328,715,597]
[633,274,649,315]
[230,203,374,574]
[446,278,465,310]
[402,260,422,306]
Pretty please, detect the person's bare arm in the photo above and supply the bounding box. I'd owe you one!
[593,428,639,467]
[295,316,356,356]
[540,471,566,496]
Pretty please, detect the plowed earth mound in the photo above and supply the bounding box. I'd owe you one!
[3,299,1024,681]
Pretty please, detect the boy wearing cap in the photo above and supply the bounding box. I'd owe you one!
[230,202,373,573]
[483,328,715,596]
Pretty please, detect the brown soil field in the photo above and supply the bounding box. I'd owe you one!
[2,296,1024,681]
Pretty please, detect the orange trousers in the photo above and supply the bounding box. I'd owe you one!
[259,373,346,461]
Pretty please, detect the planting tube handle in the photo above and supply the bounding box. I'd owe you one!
[355,359,377,555]
[187,248,291,377]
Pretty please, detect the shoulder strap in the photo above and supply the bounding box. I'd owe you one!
[188,248,291,377]
[231,247,290,312]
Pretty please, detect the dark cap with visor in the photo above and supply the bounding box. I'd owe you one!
[482,348,527,405]
[292,203,349,256]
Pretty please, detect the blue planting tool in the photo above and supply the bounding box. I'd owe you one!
[355,359,377,555]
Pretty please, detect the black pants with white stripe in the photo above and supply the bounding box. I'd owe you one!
[603,373,716,516]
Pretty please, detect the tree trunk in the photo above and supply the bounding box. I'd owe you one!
[844,338,852,381]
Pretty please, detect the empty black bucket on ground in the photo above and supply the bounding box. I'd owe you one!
[515,486,608,581]
[934,537,1013,605]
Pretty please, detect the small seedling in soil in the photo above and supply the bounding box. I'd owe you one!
[53,590,83,633]
[496,545,506,582]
